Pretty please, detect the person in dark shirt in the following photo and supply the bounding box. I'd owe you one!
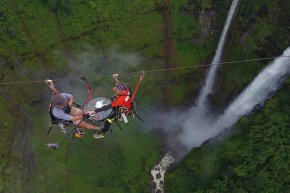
[47,80,104,139]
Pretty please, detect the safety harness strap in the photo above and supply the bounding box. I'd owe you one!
[129,77,142,103]
[81,77,93,112]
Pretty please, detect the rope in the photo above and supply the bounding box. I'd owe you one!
[82,78,93,113]
[0,55,289,85]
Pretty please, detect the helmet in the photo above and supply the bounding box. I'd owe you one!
[116,82,128,91]
[74,128,85,138]
[74,132,84,138]
[52,94,67,106]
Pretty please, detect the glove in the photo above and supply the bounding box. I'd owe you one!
[139,71,144,81]
[112,74,119,79]
[83,113,90,119]
[45,79,55,89]
[88,110,96,116]
[64,106,71,114]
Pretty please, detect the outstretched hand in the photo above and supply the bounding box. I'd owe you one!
[45,79,55,90]
[112,74,119,79]
[88,110,96,116]
[83,113,90,119]
[139,71,145,81]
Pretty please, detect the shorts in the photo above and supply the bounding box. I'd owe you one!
[70,106,84,125]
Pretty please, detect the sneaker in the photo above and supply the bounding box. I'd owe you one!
[93,133,105,139]
[107,118,114,123]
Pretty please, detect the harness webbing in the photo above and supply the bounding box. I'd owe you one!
[129,77,142,103]
[81,77,93,112]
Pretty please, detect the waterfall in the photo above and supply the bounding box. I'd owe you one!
[197,0,239,106]
[214,48,290,134]
[149,1,290,192]
[179,47,290,152]
[150,48,290,192]
[150,1,240,192]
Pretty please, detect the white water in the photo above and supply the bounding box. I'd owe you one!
[150,1,240,192]
[179,47,290,151]
[214,48,290,134]
[149,1,290,192]
[197,0,239,106]
[150,48,290,193]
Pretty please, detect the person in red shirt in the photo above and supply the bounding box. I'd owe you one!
[90,82,131,113]
[88,72,144,133]
[111,83,131,109]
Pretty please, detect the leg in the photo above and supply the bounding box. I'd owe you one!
[72,118,101,133]
[78,121,100,131]
[70,107,99,130]
[101,111,116,133]
[101,120,112,133]
[70,106,84,116]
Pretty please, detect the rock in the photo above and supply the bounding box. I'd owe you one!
[150,152,176,193]
[196,9,217,44]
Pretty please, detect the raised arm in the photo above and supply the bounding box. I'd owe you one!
[129,71,144,102]
[45,79,61,95]
[67,95,74,106]
[112,73,119,85]
[139,71,145,81]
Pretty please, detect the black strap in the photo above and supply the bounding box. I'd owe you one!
[94,104,113,113]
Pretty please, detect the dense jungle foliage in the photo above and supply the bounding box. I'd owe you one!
[0,0,289,193]
[166,0,290,192]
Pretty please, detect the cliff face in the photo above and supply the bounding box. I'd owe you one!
[212,0,290,109]
[178,0,230,44]
[197,9,216,44]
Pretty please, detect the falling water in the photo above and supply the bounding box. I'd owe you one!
[197,0,240,106]
[175,48,290,154]
[150,1,241,192]
[149,47,290,192]
[214,48,290,134]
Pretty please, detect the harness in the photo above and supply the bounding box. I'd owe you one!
[108,81,144,124]
[47,95,85,139]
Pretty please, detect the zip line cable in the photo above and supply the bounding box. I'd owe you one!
[0,55,290,85]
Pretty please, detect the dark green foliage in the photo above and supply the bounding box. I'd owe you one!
[41,0,72,14]
[166,1,290,191]
[204,87,290,193]
[213,0,290,108]
[1,0,289,192]
[166,80,290,193]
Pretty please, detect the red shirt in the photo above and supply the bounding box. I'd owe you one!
[111,90,132,109]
